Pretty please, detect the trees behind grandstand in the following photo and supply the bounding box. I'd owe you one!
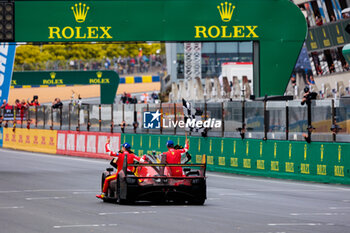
[14,43,164,71]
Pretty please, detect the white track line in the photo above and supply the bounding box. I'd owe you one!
[0,148,106,164]
[290,213,345,216]
[231,189,348,192]
[72,191,97,194]
[0,189,97,194]
[0,190,23,193]
[0,206,24,209]
[329,207,350,210]
[99,211,156,216]
[207,198,221,200]
[53,224,117,229]
[208,173,350,191]
[25,196,67,201]
[23,189,96,192]
[268,223,333,226]
[219,193,256,196]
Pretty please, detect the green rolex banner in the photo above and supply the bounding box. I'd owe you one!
[11,71,120,104]
[14,0,307,97]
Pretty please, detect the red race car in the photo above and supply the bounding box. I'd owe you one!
[100,152,207,205]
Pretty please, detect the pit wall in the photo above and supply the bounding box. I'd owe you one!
[56,131,121,159]
[2,128,57,154]
[1,128,121,159]
[1,128,349,185]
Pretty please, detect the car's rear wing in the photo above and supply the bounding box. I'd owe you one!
[123,154,207,179]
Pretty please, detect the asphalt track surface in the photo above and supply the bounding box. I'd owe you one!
[1,148,350,233]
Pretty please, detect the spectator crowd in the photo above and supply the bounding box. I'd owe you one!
[1,95,41,113]
[0,96,41,128]
[52,55,165,75]
[0,90,161,131]
[120,92,160,104]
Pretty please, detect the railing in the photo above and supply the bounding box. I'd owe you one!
[1,99,349,142]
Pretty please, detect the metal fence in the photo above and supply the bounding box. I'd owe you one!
[1,99,349,142]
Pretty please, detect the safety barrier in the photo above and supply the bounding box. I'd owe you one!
[2,128,57,154]
[56,131,121,159]
[121,133,350,185]
[0,128,348,185]
[0,128,121,159]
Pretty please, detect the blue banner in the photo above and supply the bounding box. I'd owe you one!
[0,43,16,104]
[316,0,328,23]
[294,46,312,72]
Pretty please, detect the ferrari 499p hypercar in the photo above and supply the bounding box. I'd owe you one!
[100,152,206,205]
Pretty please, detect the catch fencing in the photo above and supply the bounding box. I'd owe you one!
[1,98,349,143]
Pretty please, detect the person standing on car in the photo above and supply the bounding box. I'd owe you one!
[162,139,189,176]
[96,139,144,199]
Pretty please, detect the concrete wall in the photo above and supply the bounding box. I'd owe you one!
[314,72,350,94]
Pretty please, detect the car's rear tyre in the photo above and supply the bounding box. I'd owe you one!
[101,173,107,191]
[117,176,134,205]
[101,172,116,202]
[116,176,125,204]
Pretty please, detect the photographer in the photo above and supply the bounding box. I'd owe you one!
[302,125,315,144]
[132,121,139,133]
[301,87,317,143]
[52,98,63,109]
[330,118,342,141]
[301,86,318,105]
[121,92,127,104]
[119,120,127,133]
